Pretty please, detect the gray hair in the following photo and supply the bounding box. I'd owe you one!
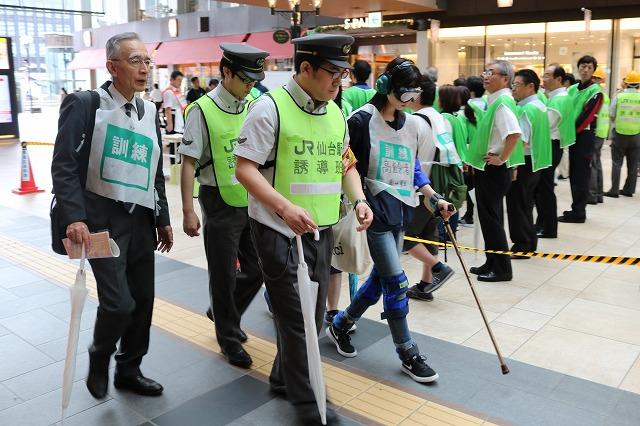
[106,32,141,60]
[488,60,514,86]
[425,66,438,82]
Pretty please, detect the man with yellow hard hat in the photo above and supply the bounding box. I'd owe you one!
[588,67,610,204]
[605,70,640,197]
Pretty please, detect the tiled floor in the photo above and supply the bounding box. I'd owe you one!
[1,114,640,425]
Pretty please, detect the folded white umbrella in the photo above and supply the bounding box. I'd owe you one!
[61,246,88,422]
[295,230,327,425]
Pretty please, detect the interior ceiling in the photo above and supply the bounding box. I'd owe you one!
[234,1,442,19]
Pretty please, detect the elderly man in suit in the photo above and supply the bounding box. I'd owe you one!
[51,32,173,399]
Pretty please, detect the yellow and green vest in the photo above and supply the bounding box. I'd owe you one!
[546,93,576,148]
[595,92,610,139]
[615,91,640,135]
[185,95,248,207]
[269,87,345,226]
[465,95,524,170]
[246,86,262,103]
[568,83,602,125]
[519,102,552,171]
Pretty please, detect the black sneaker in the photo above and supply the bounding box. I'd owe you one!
[326,324,357,358]
[325,310,357,332]
[401,354,439,383]
[424,264,454,293]
[407,285,434,301]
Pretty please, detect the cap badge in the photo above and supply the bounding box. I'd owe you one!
[342,44,351,54]
[256,57,265,67]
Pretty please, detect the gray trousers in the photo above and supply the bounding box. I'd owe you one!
[609,131,640,195]
[250,219,332,406]
[589,137,605,201]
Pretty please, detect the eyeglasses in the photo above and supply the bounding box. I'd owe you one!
[482,70,506,78]
[111,56,152,68]
[235,71,256,85]
[511,82,524,88]
[318,65,350,80]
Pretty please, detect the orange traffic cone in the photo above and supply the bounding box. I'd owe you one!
[12,142,45,195]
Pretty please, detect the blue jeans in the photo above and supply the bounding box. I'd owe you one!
[335,229,418,360]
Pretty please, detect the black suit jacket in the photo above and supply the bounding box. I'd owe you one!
[51,81,170,230]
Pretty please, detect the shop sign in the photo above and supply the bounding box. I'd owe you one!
[497,50,544,61]
[273,29,290,44]
[344,12,383,30]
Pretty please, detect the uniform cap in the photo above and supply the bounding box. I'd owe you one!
[292,33,355,69]
[220,43,269,81]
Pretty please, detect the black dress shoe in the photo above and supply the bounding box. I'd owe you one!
[536,231,557,239]
[558,214,585,223]
[477,272,512,282]
[470,264,490,275]
[222,347,253,368]
[604,191,619,198]
[206,307,214,322]
[620,191,633,197]
[114,373,163,396]
[597,197,604,203]
[587,199,598,205]
[86,368,109,399]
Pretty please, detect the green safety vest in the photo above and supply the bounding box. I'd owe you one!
[269,87,345,226]
[465,95,524,170]
[246,86,262,103]
[519,102,552,171]
[341,98,353,117]
[536,90,548,106]
[185,95,248,207]
[568,83,601,125]
[342,86,376,110]
[595,92,611,139]
[615,91,640,135]
[442,112,468,163]
[546,92,577,148]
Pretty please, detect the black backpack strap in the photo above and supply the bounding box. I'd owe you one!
[414,112,432,129]
[74,90,100,187]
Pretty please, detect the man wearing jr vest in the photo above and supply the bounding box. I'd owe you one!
[535,64,575,238]
[235,34,373,424]
[52,32,173,400]
[605,70,640,197]
[465,60,522,282]
[589,68,610,204]
[507,69,551,256]
[179,43,268,369]
[560,55,604,223]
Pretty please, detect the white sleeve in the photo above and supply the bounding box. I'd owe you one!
[518,114,531,143]
[178,104,207,160]
[495,104,522,142]
[234,96,278,165]
[163,91,176,109]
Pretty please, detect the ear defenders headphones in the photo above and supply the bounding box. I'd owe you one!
[375,60,414,95]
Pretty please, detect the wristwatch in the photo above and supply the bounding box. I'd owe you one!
[353,198,370,210]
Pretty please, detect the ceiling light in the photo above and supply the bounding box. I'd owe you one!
[497,0,513,7]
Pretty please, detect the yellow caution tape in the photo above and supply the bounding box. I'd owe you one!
[23,141,55,146]
[403,236,640,267]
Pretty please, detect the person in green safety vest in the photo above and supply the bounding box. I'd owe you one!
[507,69,552,256]
[465,60,522,282]
[342,59,376,110]
[560,55,604,223]
[179,43,269,370]
[234,33,374,425]
[604,70,640,197]
[588,67,610,204]
[535,63,575,239]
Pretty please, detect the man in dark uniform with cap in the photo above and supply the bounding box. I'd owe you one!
[179,43,268,368]
[235,34,373,424]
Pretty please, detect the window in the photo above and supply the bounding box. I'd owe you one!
[437,26,485,84]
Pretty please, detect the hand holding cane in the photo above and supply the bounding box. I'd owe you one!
[440,205,510,375]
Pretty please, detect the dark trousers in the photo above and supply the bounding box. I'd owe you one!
[462,169,474,220]
[568,129,595,218]
[609,131,640,195]
[86,193,156,376]
[535,139,563,236]
[507,156,541,251]
[589,137,605,201]
[474,164,512,275]
[199,186,263,354]
[250,219,332,406]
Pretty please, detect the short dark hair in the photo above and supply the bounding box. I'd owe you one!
[453,77,466,87]
[465,76,484,98]
[294,53,323,74]
[577,55,598,70]
[515,69,540,92]
[369,57,421,113]
[417,74,436,106]
[219,57,236,78]
[208,78,219,86]
[170,70,183,80]
[438,84,462,114]
[563,73,576,86]
[190,76,199,83]
[352,60,371,83]
[548,63,566,81]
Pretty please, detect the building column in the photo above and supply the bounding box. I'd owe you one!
[81,0,97,89]
[609,19,621,100]
[416,30,429,72]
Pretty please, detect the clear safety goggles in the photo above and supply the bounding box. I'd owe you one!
[394,87,422,103]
